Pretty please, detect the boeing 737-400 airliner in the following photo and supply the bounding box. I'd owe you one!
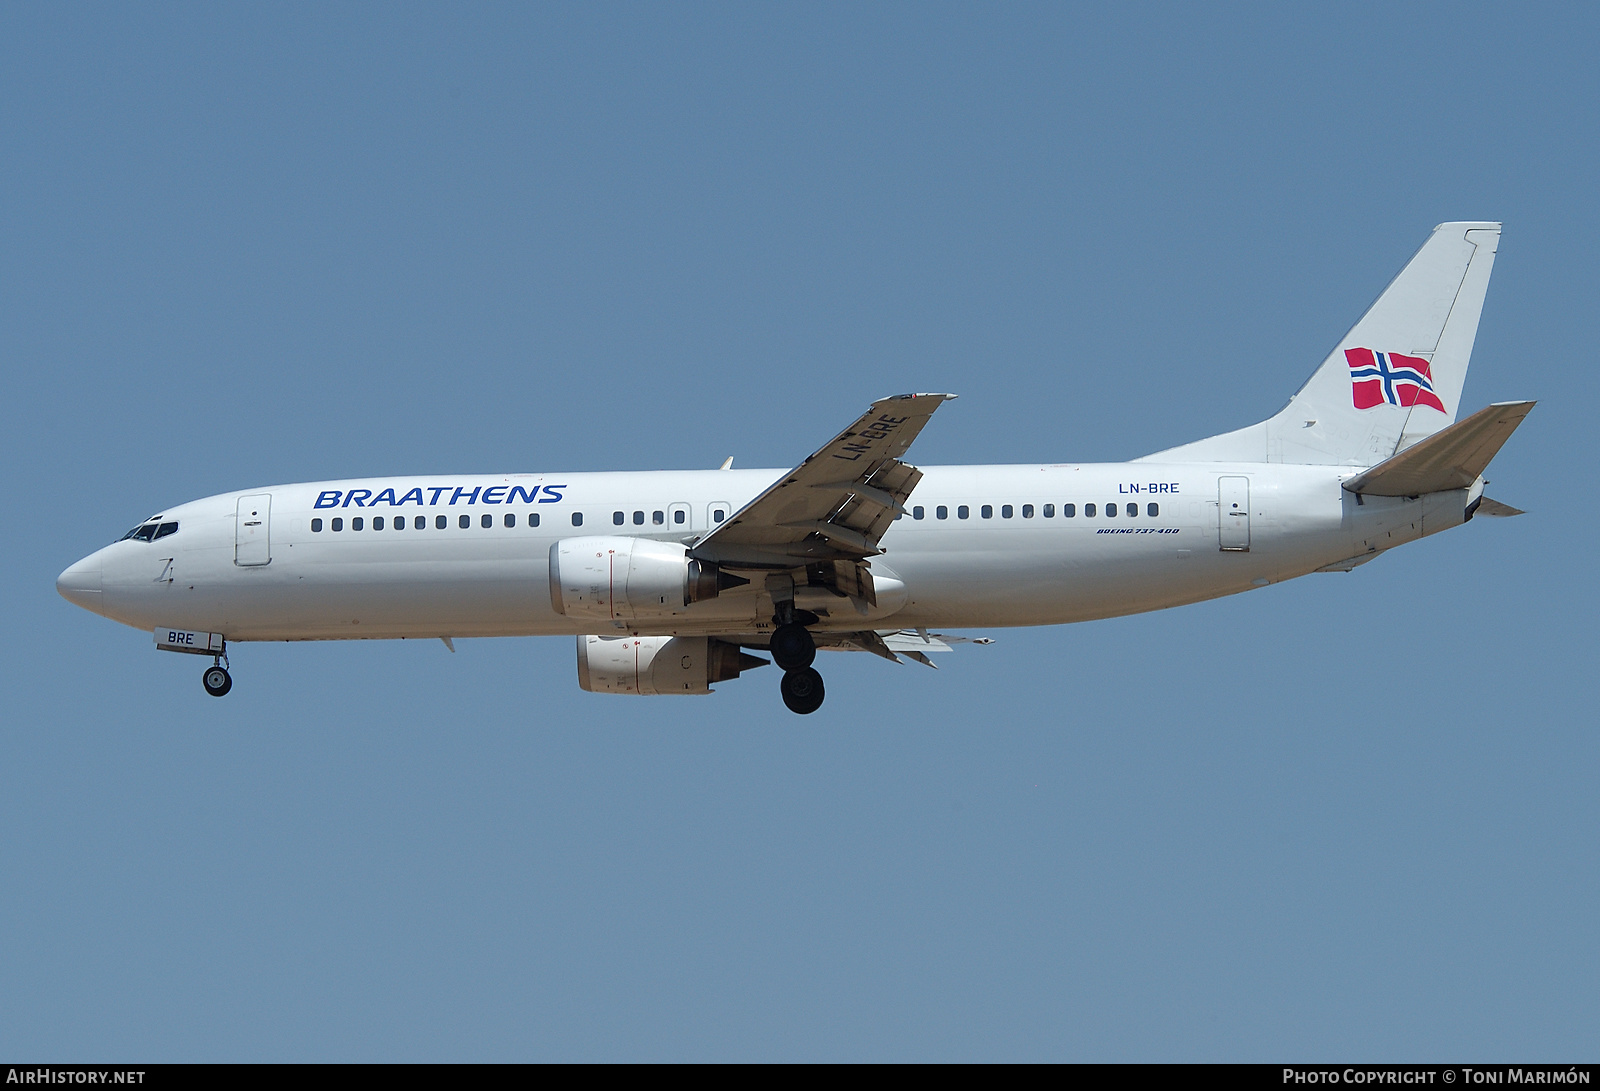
[57,223,1531,713]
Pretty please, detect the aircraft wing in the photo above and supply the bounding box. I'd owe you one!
[690,393,956,567]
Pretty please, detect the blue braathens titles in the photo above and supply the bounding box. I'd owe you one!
[314,484,567,509]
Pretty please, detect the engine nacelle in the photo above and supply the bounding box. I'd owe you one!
[575,635,767,695]
[549,536,732,622]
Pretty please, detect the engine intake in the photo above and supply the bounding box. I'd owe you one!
[576,635,768,695]
[549,536,744,622]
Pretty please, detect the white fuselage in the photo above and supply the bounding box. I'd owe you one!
[60,463,1465,642]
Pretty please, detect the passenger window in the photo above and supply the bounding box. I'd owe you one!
[529,512,540,527]
[504,513,516,528]
[1001,504,1013,518]
[482,514,492,528]
[958,505,970,519]
[673,510,685,525]
[436,515,447,530]
[1105,502,1116,518]
[1127,502,1138,517]
[154,522,178,540]
[415,516,426,530]
[913,506,924,520]
[613,511,624,526]
[1043,504,1054,518]
[373,516,385,531]
[332,517,344,532]
[1022,505,1033,518]
[352,517,364,531]
[459,514,470,529]
[312,518,323,532]
[393,516,404,530]
[653,510,664,525]
[633,511,644,525]
[936,505,948,520]
[1062,503,1075,517]
[1085,503,1096,517]
[572,512,583,527]
[981,505,993,519]
[1147,502,1159,517]
[713,508,726,523]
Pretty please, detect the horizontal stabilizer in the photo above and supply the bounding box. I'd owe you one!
[1343,401,1534,496]
[1473,497,1524,517]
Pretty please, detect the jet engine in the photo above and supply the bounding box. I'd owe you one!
[575,635,768,695]
[549,537,744,622]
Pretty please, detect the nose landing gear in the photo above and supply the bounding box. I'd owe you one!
[202,655,232,697]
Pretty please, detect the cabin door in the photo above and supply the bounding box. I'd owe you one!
[235,494,272,566]
[1217,477,1250,552]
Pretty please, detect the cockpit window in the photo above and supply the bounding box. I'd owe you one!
[120,520,178,543]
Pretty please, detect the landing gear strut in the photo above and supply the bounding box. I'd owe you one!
[780,665,826,715]
[202,655,232,697]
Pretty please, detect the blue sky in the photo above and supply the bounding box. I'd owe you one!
[2,3,1595,1060]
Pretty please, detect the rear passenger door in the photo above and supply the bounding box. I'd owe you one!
[1217,477,1250,552]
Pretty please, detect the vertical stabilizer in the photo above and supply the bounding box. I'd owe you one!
[1139,222,1500,466]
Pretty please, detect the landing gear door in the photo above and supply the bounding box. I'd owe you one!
[1218,476,1250,552]
[235,494,272,566]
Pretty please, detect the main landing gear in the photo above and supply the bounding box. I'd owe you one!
[770,622,824,714]
[202,655,232,697]
[780,665,825,715]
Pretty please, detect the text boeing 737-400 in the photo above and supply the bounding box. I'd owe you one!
[57,222,1531,714]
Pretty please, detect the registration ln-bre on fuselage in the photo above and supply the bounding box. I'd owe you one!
[58,223,1531,713]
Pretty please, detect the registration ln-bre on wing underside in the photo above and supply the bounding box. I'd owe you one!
[56,222,1530,713]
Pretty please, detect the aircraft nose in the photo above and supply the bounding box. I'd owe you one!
[57,555,104,615]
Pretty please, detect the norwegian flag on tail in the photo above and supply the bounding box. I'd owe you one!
[1346,348,1446,412]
